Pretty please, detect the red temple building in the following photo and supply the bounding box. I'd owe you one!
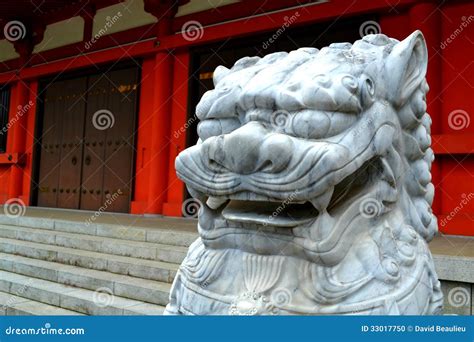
[0,0,473,231]
[1,0,473,232]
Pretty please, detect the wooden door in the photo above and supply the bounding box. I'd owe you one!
[37,77,87,208]
[36,67,138,213]
[80,68,138,212]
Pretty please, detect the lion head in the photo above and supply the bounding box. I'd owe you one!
[168,31,443,315]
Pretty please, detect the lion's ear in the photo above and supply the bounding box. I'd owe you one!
[213,65,230,86]
[384,30,428,107]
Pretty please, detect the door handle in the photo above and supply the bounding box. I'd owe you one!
[72,156,77,165]
[85,155,91,166]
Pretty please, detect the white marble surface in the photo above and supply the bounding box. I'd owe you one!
[166,31,443,315]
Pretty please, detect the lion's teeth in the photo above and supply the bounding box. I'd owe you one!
[309,187,334,211]
[187,186,206,202]
[206,197,228,209]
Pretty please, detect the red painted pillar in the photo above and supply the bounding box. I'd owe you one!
[21,81,38,202]
[162,50,190,217]
[7,80,30,201]
[409,1,442,215]
[146,16,175,214]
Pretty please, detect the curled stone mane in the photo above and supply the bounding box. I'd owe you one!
[399,81,437,241]
[167,31,443,315]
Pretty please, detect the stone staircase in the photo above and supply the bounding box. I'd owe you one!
[1,208,472,315]
[0,207,198,315]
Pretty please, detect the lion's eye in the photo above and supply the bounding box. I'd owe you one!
[197,118,240,141]
[361,77,375,107]
[341,75,358,92]
[291,110,330,139]
[289,110,358,140]
[365,78,375,96]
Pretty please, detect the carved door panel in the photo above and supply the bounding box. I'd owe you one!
[37,77,87,208]
[80,68,138,212]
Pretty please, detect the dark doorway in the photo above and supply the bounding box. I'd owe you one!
[35,66,139,213]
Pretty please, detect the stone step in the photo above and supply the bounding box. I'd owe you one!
[0,224,188,264]
[0,237,179,282]
[0,253,171,306]
[0,212,198,247]
[0,290,83,316]
[0,270,166,315]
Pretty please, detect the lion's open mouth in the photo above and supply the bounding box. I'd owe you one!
[199,156,384,229]
[220,199,318,227]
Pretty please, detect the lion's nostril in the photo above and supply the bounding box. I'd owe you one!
[259,160,274,172]
[208,157,222,168]
[202,122,295,175]
[253,135,294,173]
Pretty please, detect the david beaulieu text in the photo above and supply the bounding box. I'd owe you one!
[415,325,466,332]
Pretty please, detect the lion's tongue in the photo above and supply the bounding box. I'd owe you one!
[221,200,317,227]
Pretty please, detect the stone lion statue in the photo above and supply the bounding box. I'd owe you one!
[165,30,443,315]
